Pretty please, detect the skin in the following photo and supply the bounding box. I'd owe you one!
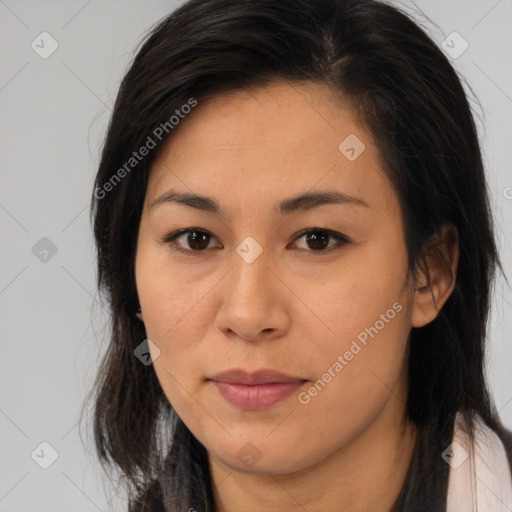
[134,80,459,511]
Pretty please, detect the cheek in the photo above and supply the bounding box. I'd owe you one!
[297,244,410,404]
[300,293,408,407]
[135,243,222,410]
[292,275,409,461]
[138,273,208,364]
[136,239,203,337]
[305,245,408,353]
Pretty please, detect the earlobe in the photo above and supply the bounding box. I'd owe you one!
[136,307,144,321]
[410,224,459,328]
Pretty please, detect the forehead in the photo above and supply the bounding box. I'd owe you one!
[155,81,362,161]
[146,80,394,217]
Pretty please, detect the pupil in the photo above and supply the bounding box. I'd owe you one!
[307,231,328,251]
[189,231,209,250]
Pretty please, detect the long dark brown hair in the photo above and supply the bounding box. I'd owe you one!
[86,0,507,510]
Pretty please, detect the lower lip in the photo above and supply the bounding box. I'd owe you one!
[211,380,306,410]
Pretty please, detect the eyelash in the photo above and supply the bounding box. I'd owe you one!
[160,227,351,256]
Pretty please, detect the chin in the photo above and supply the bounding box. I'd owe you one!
[208,439,320,476]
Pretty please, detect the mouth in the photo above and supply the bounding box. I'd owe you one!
[207,369,308,411]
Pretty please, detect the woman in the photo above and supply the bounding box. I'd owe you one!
[89,0,512,510]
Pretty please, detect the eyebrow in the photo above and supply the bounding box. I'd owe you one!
[149,189,369,216]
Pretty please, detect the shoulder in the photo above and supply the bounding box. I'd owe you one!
[128,479,167,512]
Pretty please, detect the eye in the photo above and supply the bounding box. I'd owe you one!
[161,227,350,255]
[161,228,220,253]
[291,229,350,253]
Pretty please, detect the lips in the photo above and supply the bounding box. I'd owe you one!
[208,369,307,410]
[210,369,304,385]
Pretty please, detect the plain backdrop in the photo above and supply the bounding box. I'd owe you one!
[1,0,511,510]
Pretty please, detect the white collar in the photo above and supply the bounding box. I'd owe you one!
[446,412,512,511]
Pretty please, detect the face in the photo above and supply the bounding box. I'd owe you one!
[135,80,416,475]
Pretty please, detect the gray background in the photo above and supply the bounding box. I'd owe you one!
[0,0,511,510]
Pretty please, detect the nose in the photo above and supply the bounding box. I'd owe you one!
[215,244,290,342]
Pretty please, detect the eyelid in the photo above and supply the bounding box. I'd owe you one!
[161,227,351,255]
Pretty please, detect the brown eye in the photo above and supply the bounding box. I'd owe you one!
[183,230,211,251]
[305,231,330,251]
[163,228,219,253]
[292,229,350,253]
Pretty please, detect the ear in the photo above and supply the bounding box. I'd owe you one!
[136,308,144,321]
[410,223,459,328]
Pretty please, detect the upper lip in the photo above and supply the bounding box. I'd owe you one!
[209,369,306,385]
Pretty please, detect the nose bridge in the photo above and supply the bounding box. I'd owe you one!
[229,235,273,309]
[217,236,285,339]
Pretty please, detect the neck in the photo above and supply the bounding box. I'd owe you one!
[209,398,418,512]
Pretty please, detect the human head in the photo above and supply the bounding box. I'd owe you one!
[90,0,502,507]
